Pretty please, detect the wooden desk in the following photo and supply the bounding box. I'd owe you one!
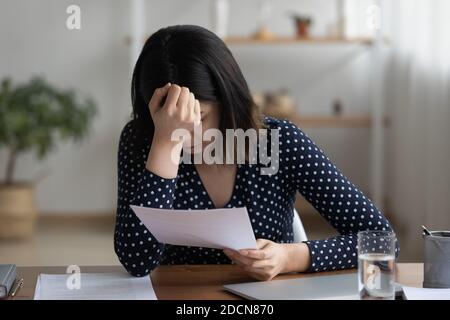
[12,263,423,300]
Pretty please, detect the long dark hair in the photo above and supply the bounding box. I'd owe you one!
[130,25,263,147]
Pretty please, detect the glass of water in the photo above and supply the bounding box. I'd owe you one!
[358,230,396,300]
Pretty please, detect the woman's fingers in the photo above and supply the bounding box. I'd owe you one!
[176,87,191,119]
[238,240,274,260]
[188,92,196,122]
[154,84,198,125]
[243,265,268,275]
[223,248,237,260]
[225,240,282,282]
[244,267,276,281]
[246,258,272,269]
[194,99,201,126]
[224,248,268,266]
[224,249,251,265]
[224,248,278,281]
[148,82,171,115]
[163,84,182,113]
[256,238,272,249]
[239,248,270,260]
[151,84,199,137]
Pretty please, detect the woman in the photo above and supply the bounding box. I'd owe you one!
[114,25,399,280]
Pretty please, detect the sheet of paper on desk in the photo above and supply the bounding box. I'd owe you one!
[34,272,157,300]
[402,286,450,300]
[130,205,257,250]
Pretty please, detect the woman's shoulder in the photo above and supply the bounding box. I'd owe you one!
[118,119,150,154]
[119,120,137,144]
[261,115,321,165]
[262,115,307,140]
[120,118,133,133]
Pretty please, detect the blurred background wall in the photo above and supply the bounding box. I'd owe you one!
[0,0,130,213]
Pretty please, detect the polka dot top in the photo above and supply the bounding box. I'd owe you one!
[114,116,399,277]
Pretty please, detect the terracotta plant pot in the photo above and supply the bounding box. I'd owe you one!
[292,15,313,39]
[0,183,37,239]
[297,22,309,38]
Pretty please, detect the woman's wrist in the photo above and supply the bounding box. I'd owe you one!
[281,242,311,273]
[146,136,183,179]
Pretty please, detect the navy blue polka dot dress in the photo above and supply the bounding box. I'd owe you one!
[114,116,399,277]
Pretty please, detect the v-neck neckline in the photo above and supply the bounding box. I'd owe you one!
[192,163,241,209]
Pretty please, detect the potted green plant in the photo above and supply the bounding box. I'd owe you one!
[0,77,96,238]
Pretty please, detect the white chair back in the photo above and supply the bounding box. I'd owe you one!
[292,208,308,242]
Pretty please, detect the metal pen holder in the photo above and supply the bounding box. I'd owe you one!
[423,231,450,288]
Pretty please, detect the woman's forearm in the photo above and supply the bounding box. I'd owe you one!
[146,137,183,179]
